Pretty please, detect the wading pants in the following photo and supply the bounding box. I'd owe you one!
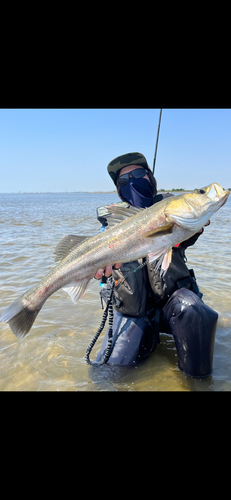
[96,288,218,378]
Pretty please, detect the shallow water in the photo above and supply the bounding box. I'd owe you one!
[0,192,230,391]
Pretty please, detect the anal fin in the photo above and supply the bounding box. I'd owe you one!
[62,277,91,305]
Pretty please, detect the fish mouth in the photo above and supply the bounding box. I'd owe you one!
[197,183,230,214]
[168,186,229,231]
[206,183,230,202]
[214,190,230,212]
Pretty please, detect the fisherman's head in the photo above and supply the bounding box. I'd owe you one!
[107,152,157,208]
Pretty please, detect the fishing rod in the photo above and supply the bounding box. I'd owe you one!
[152,108,162,174]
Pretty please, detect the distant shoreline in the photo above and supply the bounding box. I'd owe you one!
[1,190,185,194]
[1,188,230,194]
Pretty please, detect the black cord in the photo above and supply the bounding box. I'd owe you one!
[85,277,114,366]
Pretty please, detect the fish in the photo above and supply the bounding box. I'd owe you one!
[0,182,229,339]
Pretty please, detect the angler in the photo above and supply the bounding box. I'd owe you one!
[0,155,229,379]
[94,152,221,378]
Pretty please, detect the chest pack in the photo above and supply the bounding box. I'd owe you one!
[111,260,148,317]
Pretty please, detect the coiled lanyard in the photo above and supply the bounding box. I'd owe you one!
[85,276,115,366]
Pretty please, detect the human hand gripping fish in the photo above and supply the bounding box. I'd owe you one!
[94,263,122,280]
[0,183,229,338]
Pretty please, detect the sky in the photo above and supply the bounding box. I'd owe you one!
[0,108,230,192]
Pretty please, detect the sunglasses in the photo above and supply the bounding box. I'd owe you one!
[117,168,149,187]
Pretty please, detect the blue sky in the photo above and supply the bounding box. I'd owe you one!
[0,108,230,192]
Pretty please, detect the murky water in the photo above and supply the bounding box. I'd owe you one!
[0,192,230,391]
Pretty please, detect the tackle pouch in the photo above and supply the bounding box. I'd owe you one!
[111,261,148,317]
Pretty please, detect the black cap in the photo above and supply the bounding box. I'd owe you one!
[107,152,151,186]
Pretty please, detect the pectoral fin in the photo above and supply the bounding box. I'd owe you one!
[144,223,174,238]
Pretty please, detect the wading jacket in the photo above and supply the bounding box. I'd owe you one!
[97,193,202,317]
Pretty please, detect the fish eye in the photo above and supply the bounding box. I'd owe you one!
[197,189,205,194]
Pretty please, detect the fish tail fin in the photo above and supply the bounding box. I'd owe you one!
[0,293,44,338]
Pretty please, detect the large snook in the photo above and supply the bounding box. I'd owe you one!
[0,182,229,338]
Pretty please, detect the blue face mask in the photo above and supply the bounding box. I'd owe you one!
[119,177,154,208]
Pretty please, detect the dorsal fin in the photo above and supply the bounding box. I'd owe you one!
[108,204,142,216]
[104,204,144,228]
[53,235,88,262]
